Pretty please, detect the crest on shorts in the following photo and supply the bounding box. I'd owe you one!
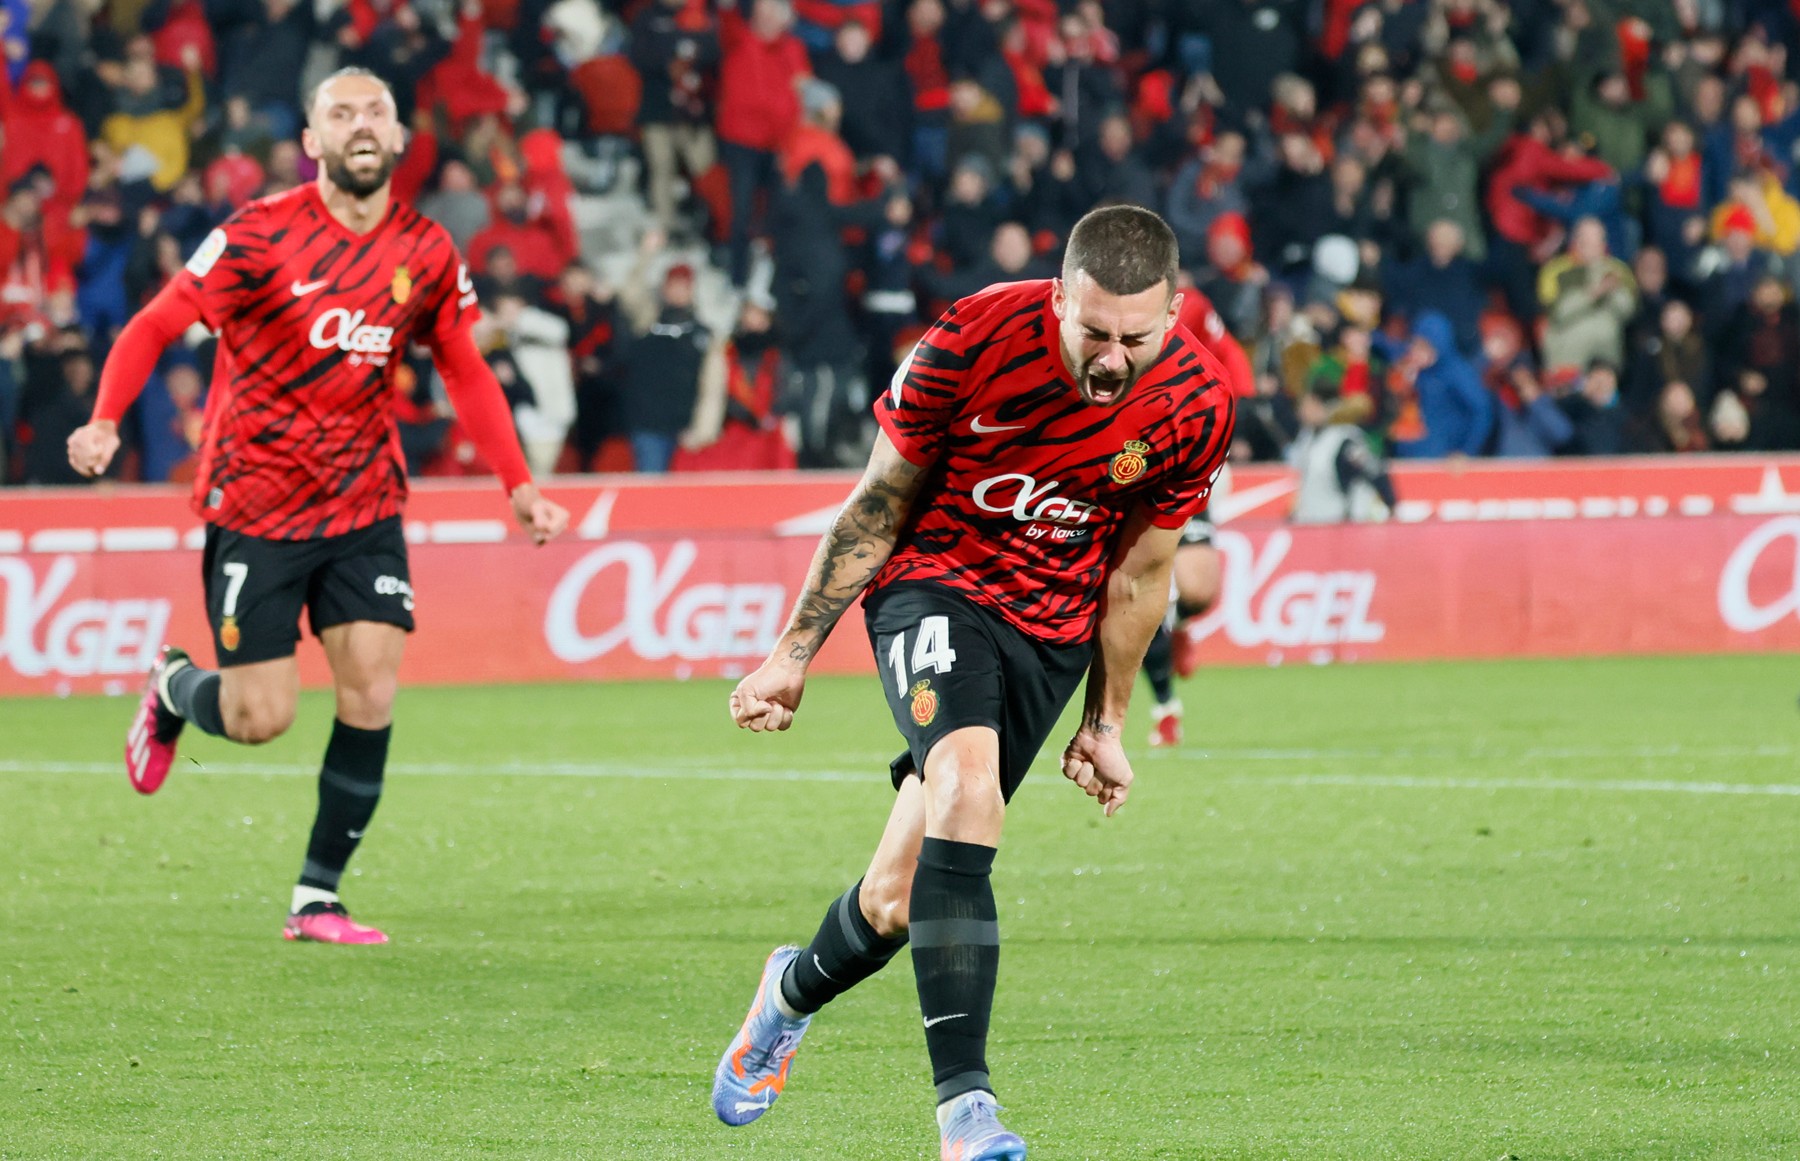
[391,266,413,305]
[909,680,938,727]
[1110,439,1150,485]
[220,616,240,652]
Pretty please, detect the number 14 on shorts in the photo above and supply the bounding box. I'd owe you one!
[888,615,957,694]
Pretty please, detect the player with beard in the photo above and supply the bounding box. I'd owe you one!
[710,206,1235,1158]
[67,68,569,945]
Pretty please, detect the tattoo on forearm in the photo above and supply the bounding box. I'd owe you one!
[784,457,923,661]
[1083,714,1118,737]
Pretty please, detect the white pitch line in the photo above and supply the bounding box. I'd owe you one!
[1228,773,1800,798]
[5,760,1800,797]
[1172,744,1798,761]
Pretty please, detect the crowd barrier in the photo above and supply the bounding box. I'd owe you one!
[3,456,1799,695]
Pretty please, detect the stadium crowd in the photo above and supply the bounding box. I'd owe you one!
[4,0,1800,485]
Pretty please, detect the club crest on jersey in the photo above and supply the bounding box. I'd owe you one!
[909,680,938,727]
[1110,440,1150,485]
[391,266,412,305]
[220,616,240,652]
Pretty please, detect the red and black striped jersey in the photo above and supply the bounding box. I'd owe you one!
[870,279,1235,646]
[176,184,479,539]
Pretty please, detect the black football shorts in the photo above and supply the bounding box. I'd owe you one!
[864,581,1091,802]
[201,516,415,667]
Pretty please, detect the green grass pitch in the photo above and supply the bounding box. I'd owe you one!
[3,655,1799,1159]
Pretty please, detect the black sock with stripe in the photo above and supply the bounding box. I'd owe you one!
[781,878,909,1015]
[298,720,389,891]
[164,661,226,737]
[1143,625,1176,704]
[910,837,1000,1103]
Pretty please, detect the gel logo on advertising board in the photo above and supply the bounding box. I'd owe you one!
[1719,516,1800,633]
[1189,530,1385,650]
[0,556,171,678]
[544,540,785,663]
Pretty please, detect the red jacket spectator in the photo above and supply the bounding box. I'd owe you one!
[416,15,512,135]
[519,128,579,263]
[467,182,570,280]
[1,64,88,211]
[717,5,809,151]
[1486,133,1614,248]
[780,122,857,205]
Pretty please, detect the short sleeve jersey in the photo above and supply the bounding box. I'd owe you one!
[871,279,1236,645]
[178,183,479,540]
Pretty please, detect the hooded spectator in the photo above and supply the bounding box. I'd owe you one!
[0,63,88,214]
[1383,311,1493,458]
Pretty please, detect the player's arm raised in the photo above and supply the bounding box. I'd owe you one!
[1062,507,1184,815]
[68,280,205,477]
[730,432,931,732]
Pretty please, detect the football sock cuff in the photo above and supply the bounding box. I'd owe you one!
[1142,625,1176,705]
[166,662,226,737]
[781,878,908,1015]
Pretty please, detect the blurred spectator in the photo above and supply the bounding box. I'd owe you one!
[1167,131,1249,265]
[1289,386,1395,524]
[548,262,619,471]
[1401,96,1512,263]
[815,18,909,166]
[418,160,492,252]
[617,256,711,472]
[100,41,205,192]
[717,0,810,286]
[1719,274,1800,420]
[1644,378,1711,453]
[18,330,99,484]
[1,63,88,212]
[1382,311,1492,458]
[1384,219,1486,356]
[1196,212,1266,340]
[1558,361,1631,456]
[1478,316,1572,458]
[489,292,576,476]
[674,296,798,470]
[213,0,314,139]
[631,0,720,231]
[134,352,204,481]
[1538,217,1637,373]
[469,182,572,283]
[1253,132,1332,277]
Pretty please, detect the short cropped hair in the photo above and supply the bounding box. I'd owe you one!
[1062,205,1180,297]
[306,67,395,122]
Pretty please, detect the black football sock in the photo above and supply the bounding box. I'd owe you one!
[911,837,1000,1103]
[1142,625,1176,704]
[164,660,227,737]
[780,878,909,1015]
[298,720,390,892]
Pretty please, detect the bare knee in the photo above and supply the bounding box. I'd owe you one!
[335,676,397,730]
[225,698,295,745]
[861,865,914,939]
[924,744,1005,843]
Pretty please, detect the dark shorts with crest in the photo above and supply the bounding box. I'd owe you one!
[864,581,1091,802]
[201,516,415,667]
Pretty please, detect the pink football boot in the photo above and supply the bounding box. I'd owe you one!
[284,902,390,945]
[125,646,188,795]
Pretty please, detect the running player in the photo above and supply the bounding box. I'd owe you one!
[711,206,1234,1158]
[66,67,569,945]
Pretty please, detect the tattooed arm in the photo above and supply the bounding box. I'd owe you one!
[728,432,931,732]
[1061,507,1184,814]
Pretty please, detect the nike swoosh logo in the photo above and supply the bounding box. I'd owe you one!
[291,279,330,297]
[923,1013,968,1028]
[733,1097,772,1114]
[970,415,1026,434]
[346,829,365,839]
[813,954,839,982]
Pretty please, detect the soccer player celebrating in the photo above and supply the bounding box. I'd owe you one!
[712,206,1234,1158]
[66,68,569,945]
